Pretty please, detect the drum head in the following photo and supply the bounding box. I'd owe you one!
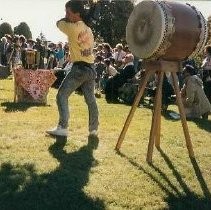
[126,0,165,59]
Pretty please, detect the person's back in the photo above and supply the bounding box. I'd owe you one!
[181,65,211,119]
[57,16,94,64]
[201,45,211,103]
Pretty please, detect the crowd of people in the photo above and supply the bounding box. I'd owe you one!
[0,34,69,70]
[0,33,211,124]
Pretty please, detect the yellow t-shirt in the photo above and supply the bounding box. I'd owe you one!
[57,20,94,64]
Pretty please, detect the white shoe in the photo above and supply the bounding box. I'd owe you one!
[89,130,98,137]
[46,125,68,136]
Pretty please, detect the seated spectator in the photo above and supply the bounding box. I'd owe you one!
[100,58,118,92]
[102,43,113,59]
[113,43,126,68]
[62,54,73,71]
[201,45,211,103]
[104,58,118,78]
[105,53,136,103]
[181,65,211,119]
[94,55,106,91]
[96,43,103,57]
[118,69,147,105]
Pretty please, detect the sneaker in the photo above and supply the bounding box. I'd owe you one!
[46,125,68,136]
[89,130,98,137]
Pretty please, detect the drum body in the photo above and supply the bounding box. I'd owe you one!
[126,0,208,61]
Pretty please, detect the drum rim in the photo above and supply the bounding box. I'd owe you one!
[126,0,169,59]
[147,1,172,60]
[148,1,166,59]
[187,4,208,59]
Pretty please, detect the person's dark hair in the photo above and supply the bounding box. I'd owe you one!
[65,0,84,14]
[183,64,196,76]
[104,58,111,66]
[19,35,26,43]
[110,57,115,65]
[96,55,103,62]
[103,43,112,53]
[65,0,101,26]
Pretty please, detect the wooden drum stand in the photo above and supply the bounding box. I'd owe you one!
[115,60,194,163]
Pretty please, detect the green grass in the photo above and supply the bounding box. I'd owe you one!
[0,78,211,210]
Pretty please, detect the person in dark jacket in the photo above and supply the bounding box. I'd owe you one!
[105,53,136,103]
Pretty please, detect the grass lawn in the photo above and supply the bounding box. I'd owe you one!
[0,77,211,210]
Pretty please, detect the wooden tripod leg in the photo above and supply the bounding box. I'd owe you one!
[13,71,17,103]
[115,70,152,150]
[171,72,194,158]
[155,72,164,149]
[147,71,164,162]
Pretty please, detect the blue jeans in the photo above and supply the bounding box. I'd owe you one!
[56,63,99,132]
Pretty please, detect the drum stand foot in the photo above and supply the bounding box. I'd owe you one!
[115,60,194,163]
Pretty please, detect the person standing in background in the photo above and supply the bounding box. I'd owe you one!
[0,37,8,66]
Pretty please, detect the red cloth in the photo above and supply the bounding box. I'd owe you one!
[14,68,56,100]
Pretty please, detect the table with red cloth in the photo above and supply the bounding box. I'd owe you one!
[14,68,56,104]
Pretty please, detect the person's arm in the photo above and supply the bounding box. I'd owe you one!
[56,18,72,35]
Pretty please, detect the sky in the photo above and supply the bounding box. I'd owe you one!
[0,0,67,43]
[0,0,211,43]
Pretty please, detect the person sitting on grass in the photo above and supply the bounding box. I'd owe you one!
[181,65,211,119]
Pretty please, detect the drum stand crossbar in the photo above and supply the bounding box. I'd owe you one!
[115,60,194,163]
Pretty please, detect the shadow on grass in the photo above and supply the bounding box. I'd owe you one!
[0,136,105,210]
[1,102,49,112]
[116,149,211,210]
[191,118,211,133]
[162,110,211,133]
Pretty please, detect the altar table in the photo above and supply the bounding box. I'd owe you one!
[14,68,56,104]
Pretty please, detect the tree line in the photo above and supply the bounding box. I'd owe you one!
[0,22,32,41]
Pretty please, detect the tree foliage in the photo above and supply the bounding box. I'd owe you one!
[0,22,13,39]
[14,22,32,39]
[90,0,134,46]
